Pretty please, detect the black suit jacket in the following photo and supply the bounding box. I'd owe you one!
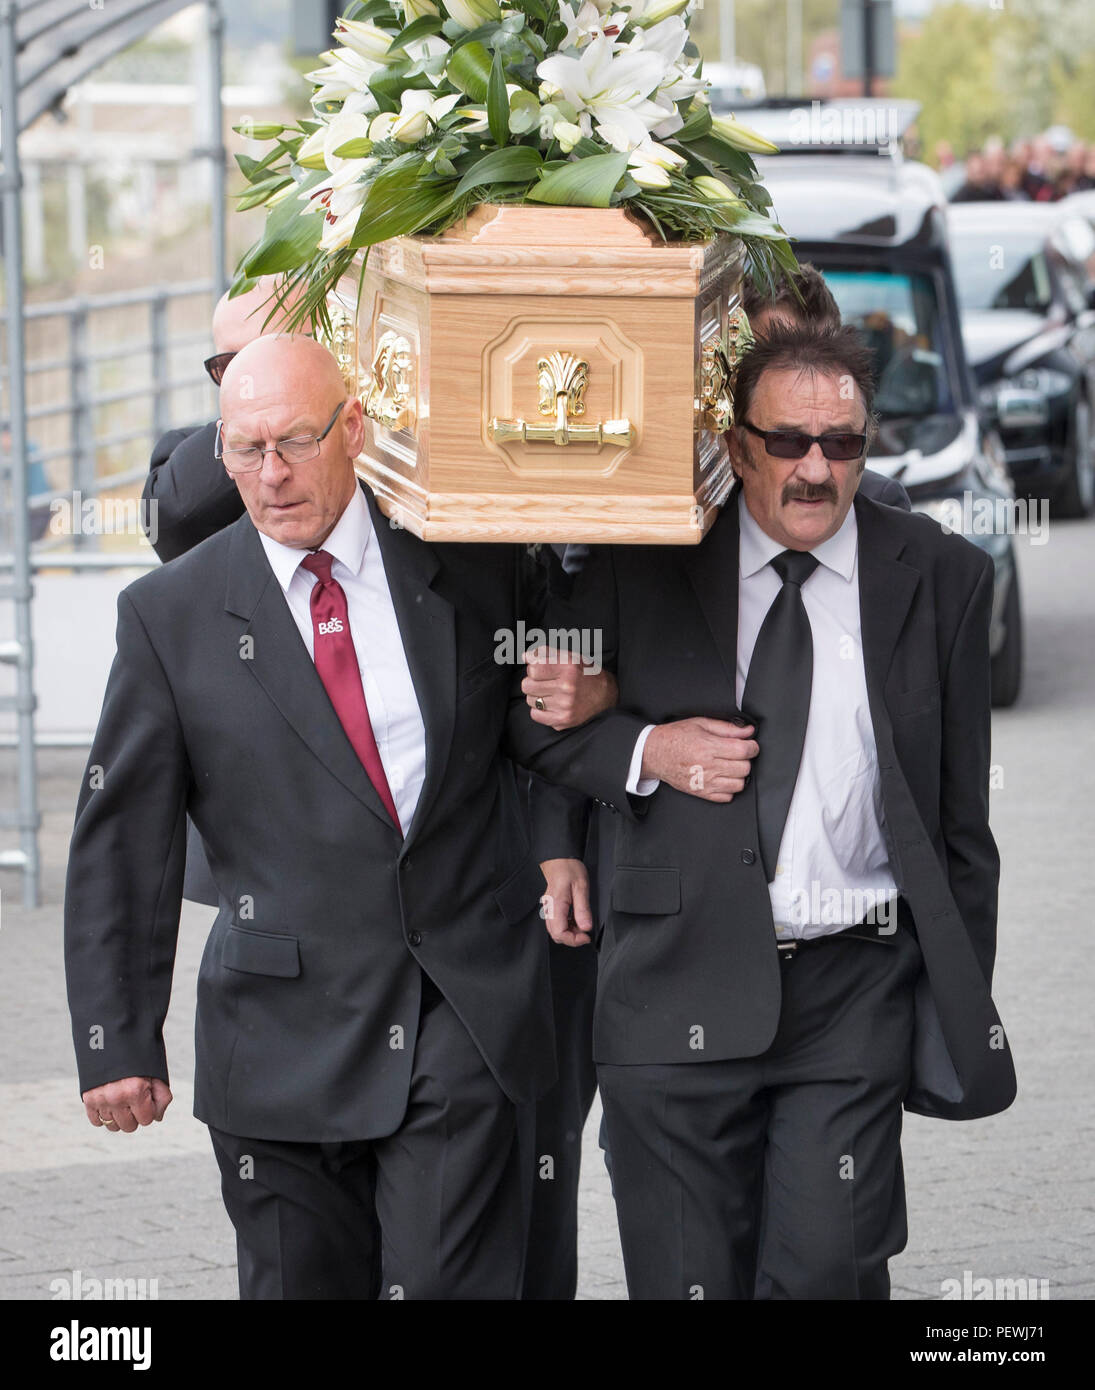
[509,490,1017,1122]
[143,423,245,563]
[66,484,556,1141]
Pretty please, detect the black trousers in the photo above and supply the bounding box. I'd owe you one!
[598,921,922,1300]
[521,938,598,1301]
[209,978,531,1300]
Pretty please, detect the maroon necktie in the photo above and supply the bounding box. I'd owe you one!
[300,549,402,834]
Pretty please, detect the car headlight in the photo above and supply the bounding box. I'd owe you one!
[1012,367,1073,397]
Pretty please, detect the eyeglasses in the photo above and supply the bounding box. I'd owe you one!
[204,351,236,386]
[741,419,867,462]
[215,401,346,474]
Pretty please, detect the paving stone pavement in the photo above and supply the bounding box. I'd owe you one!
[1,515,1092,1301]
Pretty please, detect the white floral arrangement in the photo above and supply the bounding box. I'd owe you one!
[232,0,794,323]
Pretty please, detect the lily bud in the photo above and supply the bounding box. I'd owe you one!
[444,0,502,31]
[554,121,584,153]
[335,19,399,63]
[711,113,780,155]
[693,174,743,203]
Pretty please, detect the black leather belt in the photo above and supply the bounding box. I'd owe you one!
[776,900,911,965]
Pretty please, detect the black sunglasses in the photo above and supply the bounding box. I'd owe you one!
[741,419,867,462]
[204,351,236,386]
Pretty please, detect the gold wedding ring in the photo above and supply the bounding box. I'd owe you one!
[534,697,546,712]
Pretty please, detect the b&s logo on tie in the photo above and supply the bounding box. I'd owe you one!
[318,618,345,636]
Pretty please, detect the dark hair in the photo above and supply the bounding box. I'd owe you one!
[740,262,841,329]
[732,320,877,448]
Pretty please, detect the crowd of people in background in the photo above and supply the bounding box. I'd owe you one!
[937,133,1095,203]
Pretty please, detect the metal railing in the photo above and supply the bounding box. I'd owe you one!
[2,280,217,551]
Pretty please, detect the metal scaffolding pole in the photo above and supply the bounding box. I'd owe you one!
[207,0,227,295]
[0,0,42,907]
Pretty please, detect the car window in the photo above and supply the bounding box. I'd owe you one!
[949,224,1054,312]
[822,269,956,417]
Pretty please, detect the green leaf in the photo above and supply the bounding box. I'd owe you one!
[453,145,543,197]
[242,177,325,276]
[369,59,436,113]
[350,161,460,248]
[675,102,712,142]
[487,49,510,148]
[527,152,629,207]
[511,0,549,20]
[686,135,758,183]
[346,0,399,21]
[571,136,604,159]
[447,40,493,102]
[387,14,445,52]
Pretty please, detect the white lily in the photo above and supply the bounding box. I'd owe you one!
[322,112,373,171]
[558,2,630,50]
[444,0,501,30]
[626,0,693,25]
[341,89,380,118]
[401,0,440,19]
[334,19,400,64]
[370,89,463,144]
[404,34,452,87]
[308,47,384,105]
[300,159,377,252]
[627,138,686,189]
[538,33,672,151]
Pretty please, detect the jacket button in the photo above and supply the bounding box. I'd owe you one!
[741,848,756,865]
[408,930,422,947]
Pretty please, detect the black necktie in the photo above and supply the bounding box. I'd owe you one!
[741,549,820,882]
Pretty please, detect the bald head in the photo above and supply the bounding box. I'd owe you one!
[219,334,364,550]
[220,333,348,414]
[212,278,309,355]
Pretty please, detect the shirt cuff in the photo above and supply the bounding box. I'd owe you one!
[626,724,660,796]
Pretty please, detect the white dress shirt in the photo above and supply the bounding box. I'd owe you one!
[257,486,427,831]
[628,492,898,938]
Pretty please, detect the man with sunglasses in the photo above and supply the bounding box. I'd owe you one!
[515,319,1016,1299]
[141,277,305,565]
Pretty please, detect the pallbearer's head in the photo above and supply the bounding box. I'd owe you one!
[218,335,364,550]
[741,262,841,337]
[728,321,877,552]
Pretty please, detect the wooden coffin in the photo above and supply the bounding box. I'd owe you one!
[329,204,748,545]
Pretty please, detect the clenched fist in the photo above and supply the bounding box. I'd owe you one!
[523,646,618,731]
[641,717,759,803]
[82,1076,173,1133]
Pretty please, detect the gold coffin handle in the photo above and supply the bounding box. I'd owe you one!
[488,350,633,448]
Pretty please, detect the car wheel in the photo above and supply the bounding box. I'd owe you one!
[1053,396,1094,518]
[991,562,1022,709]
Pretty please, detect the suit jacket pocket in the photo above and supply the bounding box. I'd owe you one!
[889,681,941,718]
[222,925,301,978]
[611,866,681,916]
[493,854,546,925]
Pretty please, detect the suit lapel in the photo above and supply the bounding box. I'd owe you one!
[224,511,399,833]
[682,489,745,710]
[365,486,456,849]
[854,494,920,697]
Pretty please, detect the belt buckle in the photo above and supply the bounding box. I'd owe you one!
[776,940,798,964]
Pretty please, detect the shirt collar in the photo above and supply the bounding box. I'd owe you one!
[737,489,858,583]
[257,481,371,593]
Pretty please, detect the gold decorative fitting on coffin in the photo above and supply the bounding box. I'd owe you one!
[488,350,634,448]
[725,304,754,371]
[320,304,360,398]
[698,341,734,432]
[365,330,417,432]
